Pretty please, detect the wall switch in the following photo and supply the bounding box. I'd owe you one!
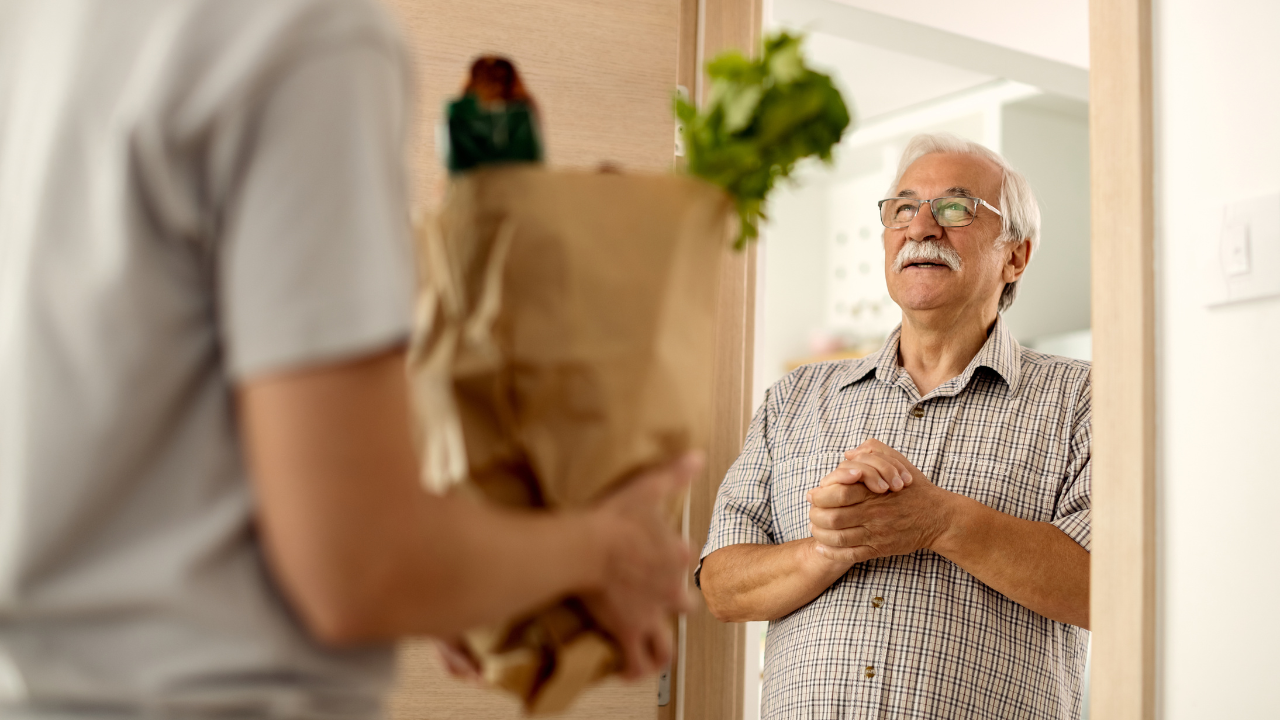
[1206,192,1280,307]
[1221,222,1251,276]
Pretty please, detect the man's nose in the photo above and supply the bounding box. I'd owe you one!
[905,201,943,243]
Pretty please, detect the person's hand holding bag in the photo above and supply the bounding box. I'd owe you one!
[581,451,702,679]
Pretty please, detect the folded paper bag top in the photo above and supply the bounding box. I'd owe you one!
[407,166,733,714]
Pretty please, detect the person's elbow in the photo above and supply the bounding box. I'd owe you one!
[699,553,750,623]
[703,595,747,624]
[272,539,465,647]
[280,569,395,647]
[266,544,435,647]
[293,594,382,648]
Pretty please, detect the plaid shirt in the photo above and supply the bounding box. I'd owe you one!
[701,317,1091,720]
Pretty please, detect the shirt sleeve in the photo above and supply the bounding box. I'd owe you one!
[695,389,779,586]
[1051,374,1092,552]
[216,39,415,381]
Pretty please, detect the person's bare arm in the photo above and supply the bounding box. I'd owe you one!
[930,496,1090,628]
[809,441,1090,629]
[238,348,694,676]
[700,453,912,623]
[699,539,851,622]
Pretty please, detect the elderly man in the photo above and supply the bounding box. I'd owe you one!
[699,133,1091,719]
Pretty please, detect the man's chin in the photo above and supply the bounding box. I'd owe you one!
[898,302,949,316]
[888,282,954,313]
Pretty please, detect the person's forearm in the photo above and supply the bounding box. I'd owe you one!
[700,540,849,623]
[267,480,606,645]
[373,494,606,640]
[931,494,1090,628]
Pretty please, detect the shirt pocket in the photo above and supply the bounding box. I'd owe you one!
[771,451,848,543]
[936,454,1050,521]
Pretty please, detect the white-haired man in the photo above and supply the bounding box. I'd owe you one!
[699,133,1091,719]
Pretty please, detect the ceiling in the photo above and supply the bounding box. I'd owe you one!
[822,0,1089,69]
[802,30,997,123]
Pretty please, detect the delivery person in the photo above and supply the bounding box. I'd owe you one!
[0,0,694,717]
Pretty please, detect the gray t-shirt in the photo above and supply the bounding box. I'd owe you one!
[0,0,416,716]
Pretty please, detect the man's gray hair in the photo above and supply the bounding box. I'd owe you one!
[887,133,1041,312]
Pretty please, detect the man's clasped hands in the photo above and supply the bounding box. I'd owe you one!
[806,439,957,568]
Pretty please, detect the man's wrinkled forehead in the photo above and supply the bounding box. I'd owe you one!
[893,152,1002,199]
[895,185,981,199]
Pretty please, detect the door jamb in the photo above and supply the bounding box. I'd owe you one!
[671,2,761,720]
[1088,0,1157,718]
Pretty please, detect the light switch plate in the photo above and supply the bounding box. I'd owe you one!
[1206,192,1280,307]
[1221,222,1251,276]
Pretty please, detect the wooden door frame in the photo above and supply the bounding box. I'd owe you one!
[1089,0,1156,718]
[670,2,761,720]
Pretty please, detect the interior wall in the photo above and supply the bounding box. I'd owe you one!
[999,96,1090,343]
[759,177,829,390]
[380,1,681,717]
[384,0,680,211]
[1154,0,1280,716]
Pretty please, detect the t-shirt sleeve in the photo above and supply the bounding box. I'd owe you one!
[696,390,779,586]
[1051,374,1092,552]
[217,39,414,381]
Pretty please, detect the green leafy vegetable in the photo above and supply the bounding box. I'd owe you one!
[676,31,852,249]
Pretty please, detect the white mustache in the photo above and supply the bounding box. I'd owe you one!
[893,240,962,272]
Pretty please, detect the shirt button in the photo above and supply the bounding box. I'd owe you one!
[864,665,876,679]
[910,406,924,418]
[871,597,884,608]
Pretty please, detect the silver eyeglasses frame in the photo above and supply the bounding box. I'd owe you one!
[876,196,1004,229]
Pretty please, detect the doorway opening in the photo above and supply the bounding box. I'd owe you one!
[749,2,1092,716]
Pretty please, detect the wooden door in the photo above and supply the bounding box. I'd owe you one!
[381,1,759,718]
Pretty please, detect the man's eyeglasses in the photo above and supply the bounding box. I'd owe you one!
[877,196,1003,229]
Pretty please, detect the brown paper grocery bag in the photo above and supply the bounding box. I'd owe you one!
[408,166,732,714]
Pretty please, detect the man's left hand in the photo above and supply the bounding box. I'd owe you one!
[807,439,958,563]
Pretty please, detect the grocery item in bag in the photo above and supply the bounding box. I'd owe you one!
[445,56,544,174]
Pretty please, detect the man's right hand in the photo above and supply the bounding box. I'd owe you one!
[582,452,702,679]
[789,453,905,573]
[699,447,911,624]
[810,449,914,498]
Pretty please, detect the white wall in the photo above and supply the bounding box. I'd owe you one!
[1000,96,1091,342]
[759,172,831,391]
[1155,0,1280,716]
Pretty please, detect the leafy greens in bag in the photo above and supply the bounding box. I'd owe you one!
[676,31,852,248]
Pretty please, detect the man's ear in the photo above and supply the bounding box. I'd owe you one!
[1002,239,1032,283]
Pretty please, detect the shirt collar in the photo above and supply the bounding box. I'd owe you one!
[959,315,1021,391]
[838,315,1022,395]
